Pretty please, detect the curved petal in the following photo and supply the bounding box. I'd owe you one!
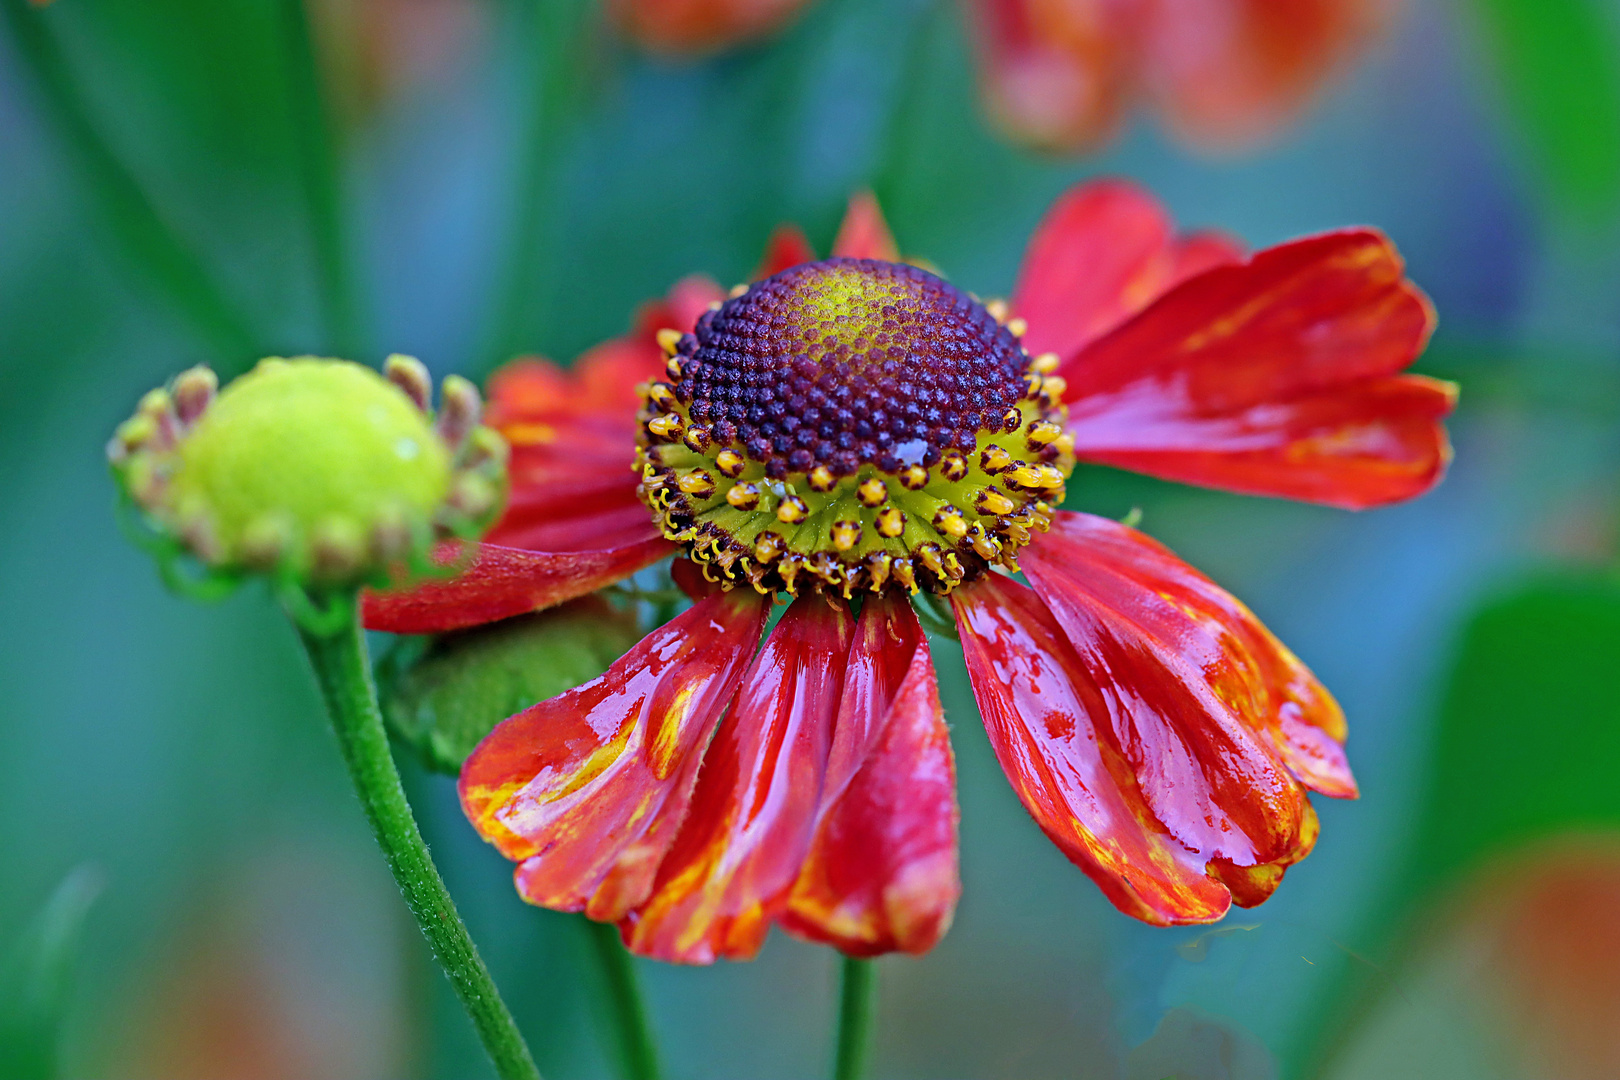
[962,0,1140,153]
[362,532,675,634]
[1060,228,1454,508]
[781,594,960,956]
[457,588,770,917]
[756,224,818,279]
[1144,0,1387,150]
[831,191,900,262]
[623,595,855,963]
[952,574,1234,925]
[1025,511,1356,800]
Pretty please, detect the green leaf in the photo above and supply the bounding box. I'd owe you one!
[0,866,104,1080]
[379,597,643,775]
[1415,574,1620,893]
[1469,0,1620,217]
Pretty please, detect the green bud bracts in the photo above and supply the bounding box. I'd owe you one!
[110,355,508,590]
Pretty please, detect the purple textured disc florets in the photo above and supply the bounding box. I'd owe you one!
[671,258,1030,480]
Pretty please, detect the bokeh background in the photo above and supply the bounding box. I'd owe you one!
[3,0,1620,1076]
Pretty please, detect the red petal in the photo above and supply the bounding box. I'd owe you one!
[963,0,1140,153]
[362,533,674,634]
[780,594,960,956]
[952,574,1234,925]
[831,191,900,262]
[623,595,855,963]
[603,0,815,55]
[1026,512,1356,799]
[1060,228,1454,508]
[458,589,770,917]
[1143,0,1385,150]
[756,224,817,278]
[634,273,726,341]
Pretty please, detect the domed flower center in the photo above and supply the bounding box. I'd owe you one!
[636,258,1075,597]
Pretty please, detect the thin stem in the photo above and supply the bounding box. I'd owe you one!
[581,918,662,1080]
[275,0,363,355]
[832,956,877,1080]
[295,599,542,1080]
[0,0,259,369]
[481,0,591,368]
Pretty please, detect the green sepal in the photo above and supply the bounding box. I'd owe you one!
[378,597,643,775]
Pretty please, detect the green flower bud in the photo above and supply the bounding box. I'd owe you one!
[378,598,642,774]
[111,355,507,591]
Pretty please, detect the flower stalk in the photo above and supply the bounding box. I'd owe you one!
[581,918,663,1080]
[832,956,876,1080]
[296,596,542,1080]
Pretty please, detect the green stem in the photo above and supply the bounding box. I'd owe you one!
[0,0,260,369]
[832,956,877,1080]
[581,918,663,1080]
[295,600,541,1080]
[275,0,362,356]
[481,0,591,368]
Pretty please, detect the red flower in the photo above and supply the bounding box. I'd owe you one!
[609,0,1391,152]
[365,180,1453,963]
[969,0,1395,152]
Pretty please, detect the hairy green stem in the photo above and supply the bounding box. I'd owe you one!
[832,957,877,1080]
[0,0,259,368]
[275,0,362,355]
[581,918,663,1080]
[296,601,541,1080]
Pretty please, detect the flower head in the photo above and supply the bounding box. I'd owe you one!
[367,182,1454,963]
[112,355,506,591]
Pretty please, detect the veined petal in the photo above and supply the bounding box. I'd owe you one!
[963,0,1140,153]
[1012,180,1246,360]
[457,588,770,917]
[1025,512,1356,800]
[1144,0,1388,150]
[756,224,818,279]
[1015,516,1313,876]
[1060,228,1453,508]
[623,595,855,964]
[781,594,961,956]
[362,532,675,634]
[952,574,1233,925]
[831,191,900,262]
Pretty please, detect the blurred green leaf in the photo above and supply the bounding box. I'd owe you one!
[379,597,642,774]
[1416,574,1620,890]
[0,866,104,1080]
[1470,0,1620,217]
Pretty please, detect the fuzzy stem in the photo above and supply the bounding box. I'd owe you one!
[295,600,541,1080]
[832,956,877,1080]
[0,0,259,369]
[275,0,363,356]
[581,918,663,1080]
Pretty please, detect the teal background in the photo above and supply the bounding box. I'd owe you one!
[3,0,1620,1076]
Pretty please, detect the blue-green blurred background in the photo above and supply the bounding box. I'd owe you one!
[4,0,1620,1076]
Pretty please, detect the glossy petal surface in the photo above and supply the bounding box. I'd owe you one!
[830,191,900,262]
[457,588,770,919]
[1012,178,1244,360]
[1060,228,1453,508]
[1025,511,1356,799]
[624,596,853,963]
[781,594,960,956]
[953,574,1234,924]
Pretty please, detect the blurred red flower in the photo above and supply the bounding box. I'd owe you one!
[969,0,1396,152]
[605,0,818,56]
[366,181,1453,963]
